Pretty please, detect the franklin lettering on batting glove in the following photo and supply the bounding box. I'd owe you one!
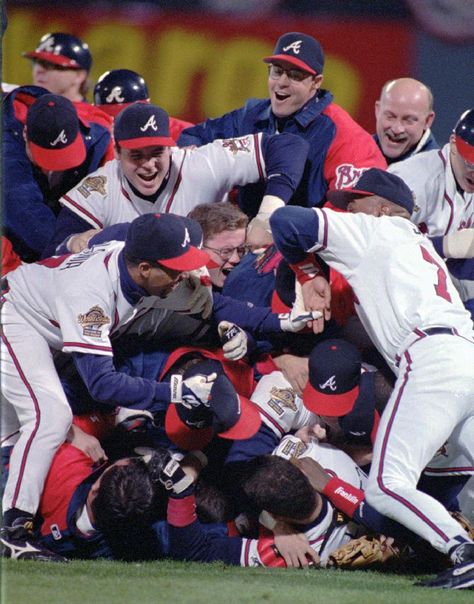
[218,320,249,360]
[170,372,217,408]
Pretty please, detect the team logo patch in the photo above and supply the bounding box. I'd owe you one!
[50,129,68,147]
[267,386,297,415]
[334,164,368,189]
[319,375,337,391]
[222,137,251,155]
[77,175,108,198]
[282,40,302,54]
[77,305,111,338]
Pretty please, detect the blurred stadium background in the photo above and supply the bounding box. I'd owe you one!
[3,0,474,146]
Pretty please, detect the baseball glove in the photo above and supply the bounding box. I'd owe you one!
[450,510,474,540]
[327,534,402,570]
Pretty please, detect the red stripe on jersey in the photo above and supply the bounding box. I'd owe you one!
[62,195,103,229]
[1,332,42,508]
[254,133,264,180]
[258,407,285,437]
[165,151,187,213]
[63,342,112,353]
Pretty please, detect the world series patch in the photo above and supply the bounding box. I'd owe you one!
[78,175,107,198]
[222,136,251,155]
[77,305,111,338]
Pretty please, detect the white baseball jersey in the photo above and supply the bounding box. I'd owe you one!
[4,241,141,355]
[389,144,474,237]
[241,435,365,567]
[249,370,318,438]
[60,134,267,228]
[309,209,474,374]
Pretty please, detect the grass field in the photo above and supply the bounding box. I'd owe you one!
[1,559,472,604]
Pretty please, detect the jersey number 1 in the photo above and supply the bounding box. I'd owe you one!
[420,246,452,303]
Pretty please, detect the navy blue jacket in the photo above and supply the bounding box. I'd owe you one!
[3,86,111,261]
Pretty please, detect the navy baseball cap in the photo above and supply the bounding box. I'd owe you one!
[165,362,261,450]
[263,32,324,75]
[454,109,474,164]
[327,168,415,214]
[114,102,175,149]
[124,213,209,271]
[26,94,86,171]
[23,32,92,71]
[303,339,370,417]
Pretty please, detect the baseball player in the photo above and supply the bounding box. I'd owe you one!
[374,78,438,165]
[389,109,474,257]
[45,101,309,257]
[178,31,386,236]
[0,213,217,562]
[269,168,474,588]
[22,32,114,134]
[3,89,112,262]
[93,68,193,139]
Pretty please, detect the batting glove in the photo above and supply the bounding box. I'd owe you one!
[170,372,218,407]
[158,451,208,494]
[218,321,248,360]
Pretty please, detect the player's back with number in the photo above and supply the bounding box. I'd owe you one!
[303,209,473,370]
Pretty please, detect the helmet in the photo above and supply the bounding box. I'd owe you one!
[23,32,92,71]
[454,109,474,164]
[93,69,150,117]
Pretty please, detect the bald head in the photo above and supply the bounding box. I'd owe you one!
[375,77,435,160]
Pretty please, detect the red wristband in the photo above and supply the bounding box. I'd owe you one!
[322,476,365,518]
[167,495,196,527]
[290,256,322,284]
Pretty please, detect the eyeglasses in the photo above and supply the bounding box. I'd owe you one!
[268,64,312,83]
[203,245,249,261]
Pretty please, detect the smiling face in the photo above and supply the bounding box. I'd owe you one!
[118,145,172,196]
[375,78,434,160]
[204,228,247,289]
[268,60,322,118]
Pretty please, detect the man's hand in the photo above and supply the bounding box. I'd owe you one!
[246,217,274,252]
[67,228,101,253]
[273,354,309,396]
[301,277,331,334]
[291,456,331,493]
[170,372,218,407]
[218,321,248,360]
[66,424,108,464]
[273,520,320,568]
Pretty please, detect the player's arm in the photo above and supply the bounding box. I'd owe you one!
[293,457,423,544]
[44,206,101,257]
[177,104,249,147]
[270,206,331,331]
[3,145,57,255]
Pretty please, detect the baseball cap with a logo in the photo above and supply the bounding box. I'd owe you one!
[263,32,325,75]
[165,361,262,450]
[114,102,175,149]
[23,32,92,71]
[124,213,209,271]
[26,94,86,171]
[326,168,415,215]
[454,109,474,164]
[303,339,370,417]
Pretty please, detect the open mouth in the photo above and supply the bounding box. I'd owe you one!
[275,91,290,101]
[138,172,158,183]
[385,132,407,144]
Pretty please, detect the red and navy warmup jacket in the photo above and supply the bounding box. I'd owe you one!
[2,86,113,262]
[178,91,386,216]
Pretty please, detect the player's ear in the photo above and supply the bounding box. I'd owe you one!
[311,74,323,92]
[380,203,391,216]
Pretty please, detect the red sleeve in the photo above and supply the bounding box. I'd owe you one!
[322,104,387,191]
[1,237,22,275]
